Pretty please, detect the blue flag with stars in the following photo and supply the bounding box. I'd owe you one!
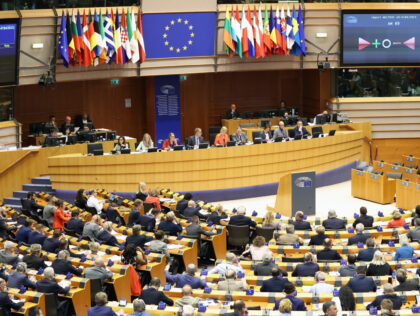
[142,12,216,59]
[58,11,69,67]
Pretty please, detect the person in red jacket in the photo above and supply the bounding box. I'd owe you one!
[386,210,406,228]
[53,200,71,231]
[145,190,161,210]
[162,133,178,151]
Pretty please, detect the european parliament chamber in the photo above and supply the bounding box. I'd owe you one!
[0,0,420,316]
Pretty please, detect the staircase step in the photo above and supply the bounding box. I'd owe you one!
[4,204,22,211]
[13,191,29,199]
[31,176,51,185]
[22,184,54,192]
[4,197,22,205]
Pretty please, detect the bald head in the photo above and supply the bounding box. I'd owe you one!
[92,215,101,224]
[95,257,105,268]
[187,200,195,208]
[237,206,246,215]
[182,284,192,296]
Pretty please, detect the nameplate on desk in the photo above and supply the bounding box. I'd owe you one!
[402,181,410,187]
[355,170,364,176]
[391,165,399,170]
[406,156,414,162]
[405,168,414,174]
[370,174,378,180]
[377,162,385,167]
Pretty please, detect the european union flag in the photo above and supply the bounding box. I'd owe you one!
[142,12,216,59]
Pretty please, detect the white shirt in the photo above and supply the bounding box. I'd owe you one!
[309,281,334,295]
[136,140,154,152]
[87,195,103,214]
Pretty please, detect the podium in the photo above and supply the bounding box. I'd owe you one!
[269,171,316,217]
[351,169,396,204]
[396,180,420,210]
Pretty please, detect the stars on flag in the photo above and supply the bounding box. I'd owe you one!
[162,17,194,54]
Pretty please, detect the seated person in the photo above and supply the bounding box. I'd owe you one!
[164,264,207,289]
[309,225,328,246]
[407,218,420,241]
[84,257,113,289]
[291,211,311,230]
[308,271,334,295]
[97,221,119,247]
[231,126,248,144]
[44,115,58,132]
[85,242,101,261]
[316,238,342,261]
[0,278,24,314]
[293,120,310,138]
[185,215,215,239]
[176,193,193,212]
[7,262,36,290]
[207,204,228,225]
[157,212,182,235]
[149,230,170,260]
[28,224,47,245]
[393,234,413,261]
[226,103,240,119]
[60,115,73,134]
[162,132,178,151]
[366,283,403,310]
[262,211,281,230]
[182,200,204,219]
[367,251,393,276]
[208,252,244,275]
[277,224,302,245]
[186,128,204,149]
[348,223,371,245]
[16,219,34,243]
[86,190,105,216]
[113,136,129,152]
[292,252,319,277]
[135,182,148,201]
[386,210,406,228]
[65,210,84,235]
[136,133,154,152]
[0,241,19,265]
[411,205,420,226]
[338,254,357,277]
[254,252,287,277]
[127,199,143,227]
[139,277,173,306]
[75,112,93,129]
[322,209,345,230]
[23,192,43,215]
[126,225,153,250]
[51,250,83,276]
[175,285,204,309]
[357,238,377,262]
[43,230,62,253]
[88,292,116,316]
[138,208,160,232]
[347,265,377,292]
[229,206,256,227]
[274,282,307,311]
[75,188,88,210]
[260,266,289,292]
[259,125,272,142]
[394,268,419,291]
[145,189,161,210]
[217,269,247,291]
[352,206,374,228]
[243,236,272,261]
[273,120,288,140]
[214,126,229,146]
[42,196,56,226]
[23,244,46,270]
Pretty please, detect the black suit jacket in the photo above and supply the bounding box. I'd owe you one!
[139,287,174,306]
[0,292,24,316]
[43,237,59,253]
[260,277,289,292]
[0,217,12,239]
[126,234,153,250]
[23,254,46,270]
[176,199,188,212]
[66,218,84,235]
[291,220,311,230]
[186,136,204,148]
[322,218,346,230]
[207,211,228,225]
[36,278,69,307]
[353,215,374,228]
[366,294,403,310]
[22,199,43,214]
[97,230,119,246]
[226,109,240,119]
[229,215,256,227]
[51,259,82,276]
[348,233,371,245]
[183,207,206,219]
[357,248,376,262]
[317,248,342,261]
[394,279,419,291]
[293,126,310,137]
[138,215,156,232]
[128,209,141,227]
[309,234,328,246]
[292,262,320,277]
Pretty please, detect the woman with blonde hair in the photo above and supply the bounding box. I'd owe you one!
[86,242,101,260]
[136,133,154,152]
[262,211,281,230]
[214,126,230,146]
[393,234,414,260]
[135,182,148,201]
[279,299,292,315]
[386,210,406,228]
[243,236,272,261]
[367,250,393,276]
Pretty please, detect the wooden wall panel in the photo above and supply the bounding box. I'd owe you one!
[372,139,420,164]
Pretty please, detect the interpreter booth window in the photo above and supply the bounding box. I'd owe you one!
[1,0,141,9]
[337,68,420,98]
[0,88,13,121]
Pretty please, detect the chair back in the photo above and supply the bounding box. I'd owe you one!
[143,202,154,214]
[87,143,103,155]
[282,256,304,262]
[255,226,275,242]
[90,278,103,305]
[209,126,221,134]
[252,131,261,141]
[64,227,78,237]
[227,225,250,247]
[239,123,255,128]
[44,293,58,316]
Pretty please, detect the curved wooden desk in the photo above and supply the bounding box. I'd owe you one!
[48,123,369,193]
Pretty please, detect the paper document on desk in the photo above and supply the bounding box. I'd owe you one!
[45,261,52,267]
[7,221,16,225]
[69,245,77,249]
[59,280,70,288]
[407,268,417,274]
[117,235,127,241]
[375,221,388,226]
[12,299,22,304]
[199,210,209,216]
[414,250,420,255]
[160,198,174,203]
[108,255,121,262]
[302,286,311,292]
[329,271,340,277]
[167,244,184,249]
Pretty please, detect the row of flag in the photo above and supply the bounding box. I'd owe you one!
[223,4,306,58]
[58,8,146,68]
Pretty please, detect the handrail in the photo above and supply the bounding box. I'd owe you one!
[0,150,38,176]
[339,123,372,143]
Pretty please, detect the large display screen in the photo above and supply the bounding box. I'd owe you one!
[341,11,420,66]
[0,19,20,86]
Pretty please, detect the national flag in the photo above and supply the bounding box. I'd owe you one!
[128,9,140,63]
[286,5,295,50]
[98,10,107,65]
[257,6,265,58]
[88,11,97,60]
[269,6,275,54]
[136,8,146,63]
[263,5,272,56]
[76,11,85,66]
[290,5,301,56]
[276,6,287,55]
[121,9,131,63]
[298,5,306,56]
[232,6,242,58]
[270,6,278,52]
[241,6,254,58]
[104,10,115,63]
[246,7,255,58]
[241,7,249,58]
[114,10,123,64]
[71,10,81,65]
[223,7,235,58]
[58,11,69,68]
[253,6,264,58]
[82,11,93,66]
[280,6,288,56]
[66,12,75,65]
[93,10,102,64]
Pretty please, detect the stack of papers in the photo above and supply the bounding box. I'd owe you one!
[167,244,184,250]
[59,280,70,288]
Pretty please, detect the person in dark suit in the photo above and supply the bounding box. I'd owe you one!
[348,223,371,246]
[259,125,273,142]
[88,292,117,316]
[260,267,289,292]
[127,200,143,227]
[207,204,228,225]
[97,222,119,247]
[23,244,46,270]
[43,230,61,253]
[394,269,419,291]
[186,128,204,149]
[51,250,83,276]
[176,193,193,212]
[164,264,207,289]
[292,253,320,277]
[291,211,311,230]
[231,127,248,145]
[60,116,74,134]
[139,277,173,306]
[157,212,183,235]
[317,238,342,261]
[322,210,346,230]
[0,207,16,240]
[22,192,43,215]
[229,206,256,227]
[7,262,36,290]
[272,120,288,140]
[352,206,374,228]
[293,120,310,138]
[185,216,215,239]
[309,225,328,246]
[346,265,377,292]
[138,208,160,232]
[125,225,153,250]
[366,283,403,310]
[183,201,207,219]
[225,300,247,316]
[255,252,287,277]
[75,189,87,210]
[28,224,47,245]
[16,219,34,244]
[0,278,24,316]
[65,210,84,235]
[357,238,377,262]
[323,301,338,316]
[226,104,240,119]
[274,282,307,311]
[75,113,93,130]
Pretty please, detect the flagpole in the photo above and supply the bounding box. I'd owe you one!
[214,5,219,73]
[52,7,58,82]
[137,6,141,77]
